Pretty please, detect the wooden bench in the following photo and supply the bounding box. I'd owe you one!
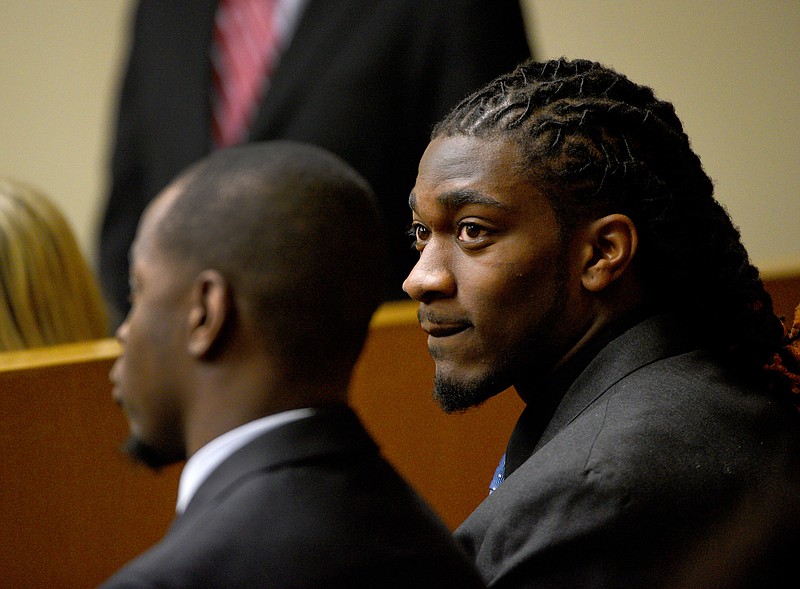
[4,273,796,588]
[0,301,522,588]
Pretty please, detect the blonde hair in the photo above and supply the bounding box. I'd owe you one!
[0,177,108,350]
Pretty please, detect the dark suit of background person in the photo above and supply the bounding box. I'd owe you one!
[97,0,532,326]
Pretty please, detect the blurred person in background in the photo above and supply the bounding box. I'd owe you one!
[0,177,108,350]
[98,0,532,327]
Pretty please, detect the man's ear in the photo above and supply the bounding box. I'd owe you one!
[581,214,638,293]
[186,269,230,358]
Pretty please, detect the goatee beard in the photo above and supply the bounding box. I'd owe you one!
[433,374,500,413]
[123,436,184,471]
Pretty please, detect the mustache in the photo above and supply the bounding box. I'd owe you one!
[417,308,472,328]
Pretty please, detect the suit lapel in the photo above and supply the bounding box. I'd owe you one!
[246,0,363,139]
[179,406,376,519]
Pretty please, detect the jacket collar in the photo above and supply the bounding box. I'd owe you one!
[505,313,698,477]
[179,405,375,519]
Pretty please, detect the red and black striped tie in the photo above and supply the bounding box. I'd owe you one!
[211,0,280,149]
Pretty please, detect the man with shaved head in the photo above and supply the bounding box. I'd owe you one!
[101,141,485,588]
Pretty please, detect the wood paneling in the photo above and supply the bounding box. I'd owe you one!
[0,306,522,587]
[764,273,800,327]
[0,340,181,588]
[7,274,796,588]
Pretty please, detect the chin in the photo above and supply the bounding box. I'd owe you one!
[123,436,185,471]
[432,369,503,414]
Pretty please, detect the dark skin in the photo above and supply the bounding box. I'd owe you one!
[110,182,350,466]
[403,134,644,409]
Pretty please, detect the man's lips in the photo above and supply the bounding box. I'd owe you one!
[417,309,471,337]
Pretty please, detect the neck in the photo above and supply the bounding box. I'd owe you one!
[183,360,350,457]
[515,303,652,404]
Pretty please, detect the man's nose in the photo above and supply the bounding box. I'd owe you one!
[402,242,455,303]
[115,315,130,343]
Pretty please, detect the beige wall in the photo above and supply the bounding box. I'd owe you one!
[0,0,134,268]
[1,1,798,276]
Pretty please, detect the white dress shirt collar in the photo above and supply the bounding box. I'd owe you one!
[175,407,315,514]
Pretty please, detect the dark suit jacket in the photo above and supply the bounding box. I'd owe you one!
[99,0,531,321]
[99,406,486,588]
[456,315,800,588]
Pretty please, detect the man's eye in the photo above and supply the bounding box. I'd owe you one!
[408,222,430,243]
[457,222,487,242]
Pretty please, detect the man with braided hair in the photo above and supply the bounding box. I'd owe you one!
[404,57,800,588]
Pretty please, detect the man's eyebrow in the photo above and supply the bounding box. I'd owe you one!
[408,189,512,212]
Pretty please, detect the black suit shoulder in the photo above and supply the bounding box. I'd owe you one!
[457,316,800,588]
[100,408,485,588]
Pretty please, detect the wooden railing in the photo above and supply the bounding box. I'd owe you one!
[0,301,522,588]
[3,273,797,588]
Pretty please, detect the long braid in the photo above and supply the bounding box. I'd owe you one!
[434,57,800,410]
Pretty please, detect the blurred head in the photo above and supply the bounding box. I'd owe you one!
[405,58,787,411]
[0,177,108,351]
[111,141,387,467]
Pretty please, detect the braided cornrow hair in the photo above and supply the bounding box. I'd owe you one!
[432,57,800,410]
